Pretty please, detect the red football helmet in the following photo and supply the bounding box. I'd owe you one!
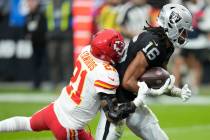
[91,29,125,65]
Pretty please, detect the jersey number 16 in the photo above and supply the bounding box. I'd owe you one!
[143,41,160,60]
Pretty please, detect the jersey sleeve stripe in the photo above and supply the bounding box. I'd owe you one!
[94,80,118,90]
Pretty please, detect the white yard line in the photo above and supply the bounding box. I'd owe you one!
[14,137,54,140]
[146,95,210,105]
[165,124,210,133]
[0,93,209,105]
[123,124,210,137]
[0,93,58,103]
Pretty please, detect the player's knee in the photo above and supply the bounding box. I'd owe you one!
[126,114,145,138]
[126,106,156,131]
[141,122,169,140]
[126,115,168,140]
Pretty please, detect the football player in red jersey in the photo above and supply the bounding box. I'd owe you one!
[0,29,171,140]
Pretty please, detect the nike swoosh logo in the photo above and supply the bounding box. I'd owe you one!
[152,40,158,46]
[108,77,115,81]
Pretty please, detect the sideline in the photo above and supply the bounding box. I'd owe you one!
[0,93,209,105]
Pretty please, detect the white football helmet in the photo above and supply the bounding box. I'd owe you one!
[157,4,193,48]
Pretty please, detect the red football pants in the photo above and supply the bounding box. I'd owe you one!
[30,103,94,140]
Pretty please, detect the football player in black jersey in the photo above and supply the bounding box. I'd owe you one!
[95,4,192,140]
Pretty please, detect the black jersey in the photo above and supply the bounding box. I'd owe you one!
[116,30,174,103]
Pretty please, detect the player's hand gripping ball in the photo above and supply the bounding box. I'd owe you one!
[139,67,170,89]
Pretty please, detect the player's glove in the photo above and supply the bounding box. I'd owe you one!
[170,84,192,102]
[133,81,149,107]
[133,75,175,107]
[149,75,175,96]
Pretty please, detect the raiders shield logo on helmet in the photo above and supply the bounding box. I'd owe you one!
[169,11,182,24]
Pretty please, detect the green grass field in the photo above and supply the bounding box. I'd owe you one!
[0,85,210,140]
[0,102,210,140]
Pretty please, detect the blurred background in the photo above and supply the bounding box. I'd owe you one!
[0,0,210,140]
[0,0,210,92]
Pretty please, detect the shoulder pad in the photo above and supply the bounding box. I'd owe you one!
[94,64,119,94]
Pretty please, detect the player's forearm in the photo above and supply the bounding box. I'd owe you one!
[122,78,139,94]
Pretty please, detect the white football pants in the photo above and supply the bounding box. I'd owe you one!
[95,105,168,140]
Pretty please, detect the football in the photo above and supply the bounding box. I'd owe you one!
[139,67,170,89]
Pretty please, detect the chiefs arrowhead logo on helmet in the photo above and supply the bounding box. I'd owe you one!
[91,29,125,65]
[113,40,125,56]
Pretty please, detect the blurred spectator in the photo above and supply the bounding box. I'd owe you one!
[0,0,10,36]
[148,5,160,27]
[170,0,182,4]
[0,0,10,21]
[172,0,210,94]
[25,0,47,89]
[95,0,122,31]
[117,0,151,42]
[1,0,27,81]
[9,0,26,40]
[148,0,169,26]
[93,0,106,12]
[148,0,169,8]
[45,0,73,90]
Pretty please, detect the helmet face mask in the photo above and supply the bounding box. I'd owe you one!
[174,28,189,48]
[157,4,193,48]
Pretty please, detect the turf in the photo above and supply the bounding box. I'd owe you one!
[0,102,210,140]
